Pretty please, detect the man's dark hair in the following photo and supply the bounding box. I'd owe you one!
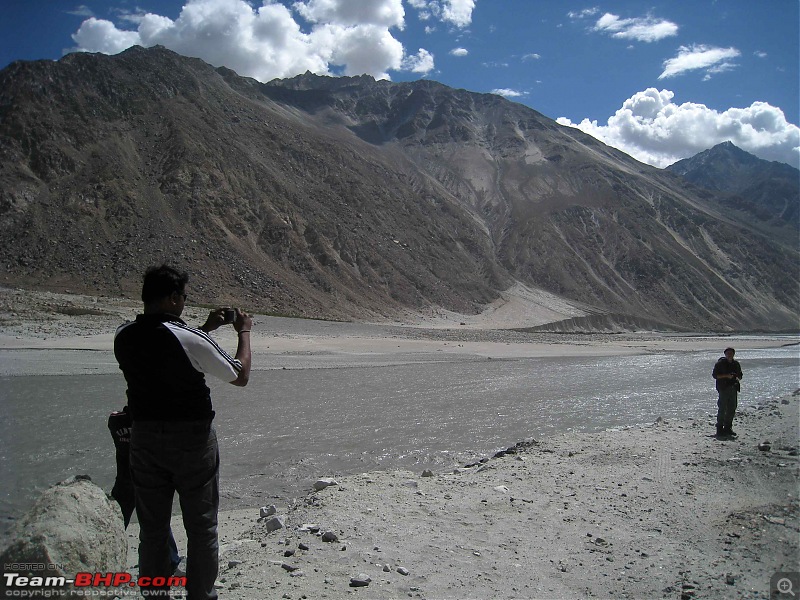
[141,264,189,304]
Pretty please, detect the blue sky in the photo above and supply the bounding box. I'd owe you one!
[1,0,798,167]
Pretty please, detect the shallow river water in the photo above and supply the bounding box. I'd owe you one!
[1,343,797,532]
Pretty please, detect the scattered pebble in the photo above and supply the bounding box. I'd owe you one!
[321,531,339,543]
[313,478,338,491]
[350,574,371,587]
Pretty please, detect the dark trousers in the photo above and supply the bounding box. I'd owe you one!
[130,421,220,600]
[716,387,738,430]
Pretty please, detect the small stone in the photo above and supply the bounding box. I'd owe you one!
[726,573,735,585]
[313,478,338,491]
[350,574,371,587]
[228,560,243,568]
[421,469,434,477]
[321,531,339,543]
[281,563,299,572]
[397,567,410,576]
[260,505,277,518]
[298,543,310,551]
[284,549,295,557]
[383,564,391,572]
[265,516,285,532]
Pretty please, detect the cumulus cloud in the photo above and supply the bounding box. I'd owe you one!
[69,0,430,81]
[408,0,475,28]
[556,88,800,168]
[491,88,526,98]
[659,44,740,79]
[442,0,476,27]
[450,47,468,56]
[402,48,435,73]
[293,0,405,27]
[592,12,678,42]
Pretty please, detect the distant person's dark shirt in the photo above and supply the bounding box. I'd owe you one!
[712,357,742,391]
[114,313,241,421]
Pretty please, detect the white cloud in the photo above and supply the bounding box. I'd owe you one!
[402,48,435,74]
[293,0,405,28]
[408,0,475,28]
[450,47,468,56]
[69,0,428,81]
[522,53,541,61]
[66,5,94,18]
[557,88,800,168]
[491,88,526,98]
[71,18,141,55]
[593,12,678,42]
[567,8,599,20]
[442,0,475,28]
[660,44,740,79]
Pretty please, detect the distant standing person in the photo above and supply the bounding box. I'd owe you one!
[713,347,743,438]
[114,265,252,599]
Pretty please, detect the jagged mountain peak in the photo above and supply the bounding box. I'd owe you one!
[666,141,799,233]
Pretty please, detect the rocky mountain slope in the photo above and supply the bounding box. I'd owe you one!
[0,46,797,330]
[667,141,798,243]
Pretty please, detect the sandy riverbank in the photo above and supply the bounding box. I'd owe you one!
[2,287,799,598]
[0,287,796,376]
[124,394,799,600]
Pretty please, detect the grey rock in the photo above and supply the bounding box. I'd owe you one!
[260,505,277,518]
[421,469,434,477]
[350,574,371,587]
[397,566,410,576]
[313,478,338,491]
[264,516,285,532]
[321,531,339,543]
[0,476,126,597]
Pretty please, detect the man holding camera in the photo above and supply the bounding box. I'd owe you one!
[114,264,252,599]
[713,347,743,438]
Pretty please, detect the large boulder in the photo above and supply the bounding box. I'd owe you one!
[0,475,127,596]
